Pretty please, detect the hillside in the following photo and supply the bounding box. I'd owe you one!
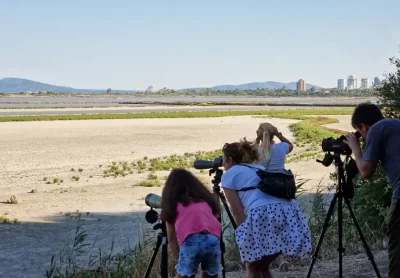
[0,77,322,93]
[0,78,138,94]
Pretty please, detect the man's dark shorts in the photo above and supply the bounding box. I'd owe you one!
[387,199,400,278]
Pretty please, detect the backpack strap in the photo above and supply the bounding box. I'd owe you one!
[236,164,262,192]
[237,186,257,192]
[238,163,260,171]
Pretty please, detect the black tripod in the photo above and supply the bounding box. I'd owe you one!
[307,153,381,278]
[209,168,237,278]
[144,213,169,278]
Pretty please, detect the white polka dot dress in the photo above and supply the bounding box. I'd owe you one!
[234,203,312,263]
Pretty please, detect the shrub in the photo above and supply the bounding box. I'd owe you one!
[147,172,158,180]
[136,180,161,187]
[9,195,18,204]
[376,55,400,118]
[353,164,392,234]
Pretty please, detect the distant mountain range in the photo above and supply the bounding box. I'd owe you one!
[0,78,138,94]
[0,77,322,93]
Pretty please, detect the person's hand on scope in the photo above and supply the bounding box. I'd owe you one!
[343,132,361,152]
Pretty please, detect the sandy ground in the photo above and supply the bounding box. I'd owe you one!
[0,115,353,278]
[227,251,388,278]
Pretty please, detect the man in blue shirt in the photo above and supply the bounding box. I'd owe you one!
[344,103,400,278]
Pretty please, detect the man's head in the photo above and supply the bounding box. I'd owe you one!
[351,103,384,139]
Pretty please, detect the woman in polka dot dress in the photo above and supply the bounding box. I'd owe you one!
[221,140,312,278]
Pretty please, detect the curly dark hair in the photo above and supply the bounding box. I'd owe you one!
[222,139,260,164]
[351,103,384,128]
[161,168,221,223]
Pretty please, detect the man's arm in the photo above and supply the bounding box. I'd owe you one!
[348,141,377,179]
[344,131,380,179]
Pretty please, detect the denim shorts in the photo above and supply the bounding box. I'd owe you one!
[176,232,223,277]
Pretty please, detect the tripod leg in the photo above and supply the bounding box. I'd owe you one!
[307,193,338,278]
[161,235,168,278]
[145,233,162,278]
[219,192,237,230]
[220,237,226,278]
[344,197,382,278]
[338,192,344,278]
[219,193,233,278]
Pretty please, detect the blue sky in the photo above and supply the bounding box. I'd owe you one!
[1,0,399,90]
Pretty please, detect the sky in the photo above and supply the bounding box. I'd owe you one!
[1,0,399,90]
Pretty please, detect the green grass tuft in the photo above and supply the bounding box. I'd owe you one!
[136,180,162,187]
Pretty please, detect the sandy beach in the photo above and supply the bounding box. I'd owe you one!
[0,114,352,277]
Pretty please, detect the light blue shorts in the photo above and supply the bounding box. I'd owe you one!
[176,232,223,277]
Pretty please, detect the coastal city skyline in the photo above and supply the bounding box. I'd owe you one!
[0,75,380,94]
[336,75,381,90]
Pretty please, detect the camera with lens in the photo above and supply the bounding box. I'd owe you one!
[318,131,361,199]
[321,131,361,156]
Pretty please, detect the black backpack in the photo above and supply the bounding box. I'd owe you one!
[237,164,296,200]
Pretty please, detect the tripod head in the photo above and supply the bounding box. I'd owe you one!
[153,221,167,234]
[209,168,224,193]
[317,151,356,199]
[144,205,167,234]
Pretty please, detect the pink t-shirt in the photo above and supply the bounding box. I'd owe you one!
[175,201,222,246]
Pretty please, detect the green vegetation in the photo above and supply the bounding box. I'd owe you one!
[353,165,392,233]
[147,150,222,171]
[289,116,343,144]
[147,172,158,180]
[136,180,161,187]
[103,161,133,177]
[43,177,64,184]
[0,108,352,122]
[46,214,178,278]
[376,55,400,118]
[0,216,20,224]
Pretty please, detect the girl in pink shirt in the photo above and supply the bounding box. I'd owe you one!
[162,168,223,278]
